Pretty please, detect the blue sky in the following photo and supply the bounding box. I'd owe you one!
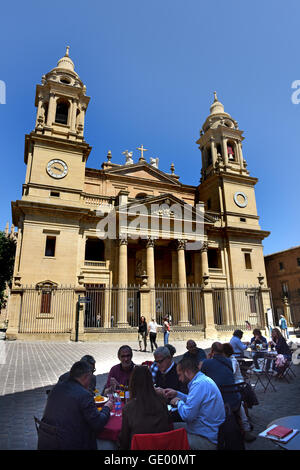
[0,0,299,255]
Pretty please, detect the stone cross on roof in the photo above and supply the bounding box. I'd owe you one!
[137,145,148,162]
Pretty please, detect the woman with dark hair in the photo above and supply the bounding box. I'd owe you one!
[138,316,148,352]
[250,329,268,371]
[266,328,292,373]
[118,366,171,449]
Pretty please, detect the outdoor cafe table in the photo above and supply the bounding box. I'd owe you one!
[96,402,123,450]
[248,350,278,392]
[267,415,300,450]
[97,409,122,442]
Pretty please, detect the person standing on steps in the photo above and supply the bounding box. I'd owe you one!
[148,317,162,352]
[163,315,170,345]
[138,316,148,352]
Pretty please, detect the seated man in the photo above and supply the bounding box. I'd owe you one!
[151,344,176,384]
[250,329,268,371]
[38,361,113,450]
[230,330,250,357]
[200,342,241,412]
[154,346,188,394]
[58,355,97,394]
[183,340,207,368]
[165,357,225,450]
[103,345,135,394]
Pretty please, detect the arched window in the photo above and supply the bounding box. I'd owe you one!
[43,102,48,123]
[55,99,69,125]
[206,147,212,166]
[227,141,236,161]
[135,193,148,200]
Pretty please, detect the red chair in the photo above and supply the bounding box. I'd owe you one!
[141,361,154,368]
[131,428,190,450]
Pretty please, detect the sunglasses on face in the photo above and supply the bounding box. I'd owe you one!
[155,358,166,364]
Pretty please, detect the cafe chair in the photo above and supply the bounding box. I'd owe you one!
[33,416,59,450]
[276,359,296,383]
[130,428,190,450]
[141,361,154,368]
[218,404,245,450]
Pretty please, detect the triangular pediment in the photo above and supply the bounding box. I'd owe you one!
[104,162,181,186]
[119,193,215,225]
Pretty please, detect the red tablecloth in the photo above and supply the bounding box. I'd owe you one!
[97,411,122,442]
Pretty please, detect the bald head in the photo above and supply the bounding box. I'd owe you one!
[211,342,224,355]
[186,340,197,354]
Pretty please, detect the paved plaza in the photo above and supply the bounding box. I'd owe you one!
[0,334,299,451]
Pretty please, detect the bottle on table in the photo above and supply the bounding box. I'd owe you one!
[124,385,130,404]
[114,392,122,417]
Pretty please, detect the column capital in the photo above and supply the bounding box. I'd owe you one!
[176,239,186,251]
[118,237,128,246]
[146,237,155,248]
[200,241,209,252]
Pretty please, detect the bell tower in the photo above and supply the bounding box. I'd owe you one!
[34,46,90,141]
[196,92,261,230]
[197,92,249,183]
[23,47,91,198]
[196,93,270,288]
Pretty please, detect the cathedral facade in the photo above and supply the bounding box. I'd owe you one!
[7,49,271,341]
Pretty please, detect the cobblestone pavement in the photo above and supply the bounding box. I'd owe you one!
[0,335,299,451]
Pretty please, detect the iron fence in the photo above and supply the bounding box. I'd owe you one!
[212,286,267,331]
[154,285,204,326]
[16,284,270,334]
[84,285,141,328]
[19,286,75,334]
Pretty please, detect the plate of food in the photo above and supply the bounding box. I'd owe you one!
[94,395,109,405]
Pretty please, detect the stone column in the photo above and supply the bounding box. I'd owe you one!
[210,137,217,166]
[47,92,57,126]
[117,238,129,328]
[146,238,156,320]
[70,98,78,132]
[146,238,155,288]
[177,240,190,326]
[222,138,228,166]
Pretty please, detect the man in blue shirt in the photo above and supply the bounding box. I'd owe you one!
[230,330,250,357]
[165,357,225,450]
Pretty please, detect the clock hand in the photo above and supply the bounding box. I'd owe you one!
[53,166,62,171]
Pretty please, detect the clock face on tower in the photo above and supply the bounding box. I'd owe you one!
[234,191,248,208]
[46,159,68,179]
